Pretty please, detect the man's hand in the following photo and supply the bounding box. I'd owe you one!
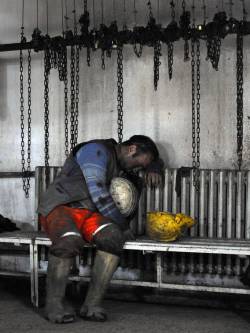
[145,172,163,187]
[123,228,136,241]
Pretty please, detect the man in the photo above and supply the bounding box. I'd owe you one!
[38,135,163,324]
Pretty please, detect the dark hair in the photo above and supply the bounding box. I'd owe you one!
[122,135,159,160]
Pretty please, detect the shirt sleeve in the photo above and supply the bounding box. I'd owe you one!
[75,143,127,229]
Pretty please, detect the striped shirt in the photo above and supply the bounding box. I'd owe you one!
[75,142,127,227]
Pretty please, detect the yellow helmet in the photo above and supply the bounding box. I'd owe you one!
[146,211,196,242]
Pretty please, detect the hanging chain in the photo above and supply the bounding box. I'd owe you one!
[167,42,174,80]
[20,47,32,198]
[236,33,244,170]
[20,0,32,198]
[133,43,143,58]
[44,49,50,176]
[168,1,175,80]
[101,49,105,69]
[117,47,124,144]
[154,41,161,91]
[191,37,201,191]
[70,45,76,151]
[64,50,69,157]
[196,39,201,185]
[74,45,80,146]
[133,0,143,58]
[182,0,190,62]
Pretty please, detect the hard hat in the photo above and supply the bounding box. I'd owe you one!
[146,211,196,242]
[110,177,139,217]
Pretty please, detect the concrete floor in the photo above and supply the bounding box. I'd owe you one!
[0,278,250,333]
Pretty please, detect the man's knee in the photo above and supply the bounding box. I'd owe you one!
[93,224,125,256]
[50,235,86,258]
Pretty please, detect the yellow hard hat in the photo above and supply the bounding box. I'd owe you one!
[146,211,196,242]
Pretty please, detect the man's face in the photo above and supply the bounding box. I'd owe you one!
[119,145,153,172]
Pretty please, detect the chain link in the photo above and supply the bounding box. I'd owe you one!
[70,45,76,151]
[117,47,124,144]
[101,49,105,69]
[191,38,201,191]
[64,49,69,157]
[74,45,80,146]
[236,33,244,170]
[154,41,161,91]
[206,37,221,71]
[44,49,50,173]
[133,43,143,58]
[168,42,174,80]
[20,45,32,197]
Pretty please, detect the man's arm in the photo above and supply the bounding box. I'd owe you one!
[145,158,164,187]
[75,143,128,230]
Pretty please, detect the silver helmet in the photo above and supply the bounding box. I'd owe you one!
[110,177,139,217]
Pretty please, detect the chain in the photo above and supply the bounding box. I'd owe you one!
[70,45,76,151]
[236,33,244,170]
[154,41,161,91]
[20,46,32,197]
[184,39,190,61]
[133,44,143,58]
[168,42,174,80]
[27,49,32,189]
[191,38,201,191]
[167,1,175,80]
[44,49,50,179]
[64,50,69,157]
[206,37,221,71]
[101,49,105,69]
[74,45,80,146]
[196,39,201,183]
[117,47,124,144]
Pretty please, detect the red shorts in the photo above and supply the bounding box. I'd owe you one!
[39,205,111,243]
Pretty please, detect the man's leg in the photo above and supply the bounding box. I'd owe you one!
[40,206,86,323]
[79,224,124,321]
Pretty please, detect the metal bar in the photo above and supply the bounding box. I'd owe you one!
[217,171,224,238]
[208,170,214,238]
[246,171,250,239]
[190,170,196,236]
[199,170,205,237]
[163,169,169,211]
[227,171,233,239]
[29,243,36,306]
[0,171,35,178]
[33,243,39,307]
[208,254,213,274]
[181,176,186,214]
[68,275,250,294]
[155,187,160,211]
[156,253,162,285]
[236,172,242,239]
[172,170,177,213]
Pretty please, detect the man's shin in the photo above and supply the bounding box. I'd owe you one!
[45,253,75,323]
[80,250,120,321]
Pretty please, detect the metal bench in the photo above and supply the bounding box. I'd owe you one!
[32,166,250,307]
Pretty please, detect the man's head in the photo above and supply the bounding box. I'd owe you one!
[118,135,159,171]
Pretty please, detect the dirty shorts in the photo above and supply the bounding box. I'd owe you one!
[39,205,112,243]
